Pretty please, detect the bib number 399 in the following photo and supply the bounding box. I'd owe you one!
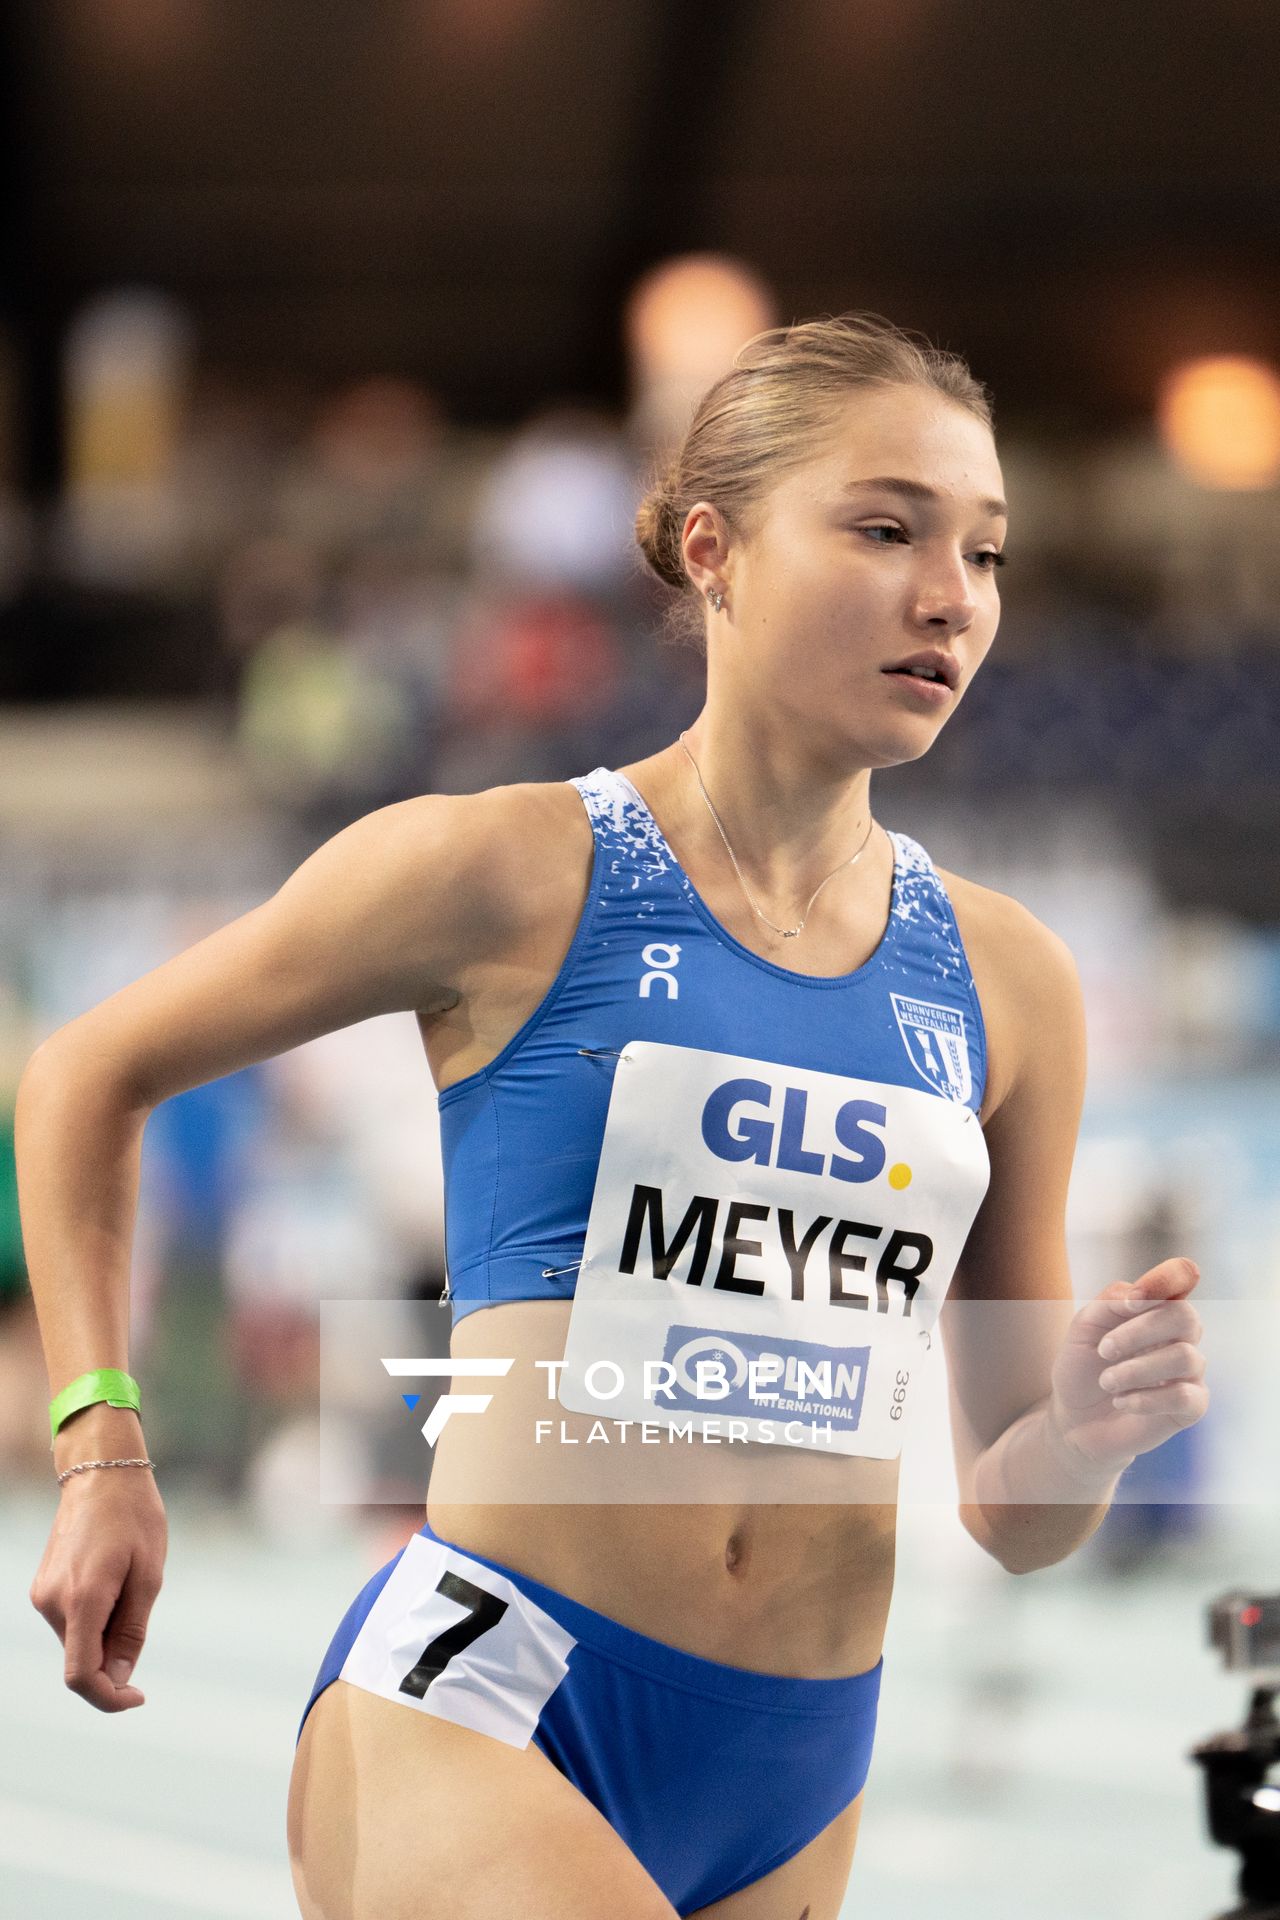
[889,1368,911,1422]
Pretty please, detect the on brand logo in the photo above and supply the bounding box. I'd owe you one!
[639,941,681,999]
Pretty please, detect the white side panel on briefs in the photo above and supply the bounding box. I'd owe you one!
[339,1533,576,1747]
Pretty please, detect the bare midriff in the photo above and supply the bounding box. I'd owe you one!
[424,1298,899,1681]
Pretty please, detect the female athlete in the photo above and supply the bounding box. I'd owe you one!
[20,313,1209,1920]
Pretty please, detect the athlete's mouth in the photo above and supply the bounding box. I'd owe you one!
[882,668,954,703]
[880,649,960,689]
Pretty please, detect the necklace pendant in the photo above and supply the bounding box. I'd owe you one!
[676,730,875,955]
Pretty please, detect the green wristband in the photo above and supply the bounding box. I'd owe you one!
[49,1369,142,1448]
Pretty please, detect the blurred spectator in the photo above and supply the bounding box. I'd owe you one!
[274,377,463,569]
[234,596,417,817]
[55,287,196,588]
[468,404,641,596]
[448,590,623,730]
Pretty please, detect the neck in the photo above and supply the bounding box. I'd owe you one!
[654,714,879,902]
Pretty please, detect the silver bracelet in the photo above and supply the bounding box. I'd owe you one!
[56,1456,156,1488]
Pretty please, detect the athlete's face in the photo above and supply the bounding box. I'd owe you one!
[693,385,1007,766]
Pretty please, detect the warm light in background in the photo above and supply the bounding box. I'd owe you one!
[1157,354,1280,490]
[624,253,778,451]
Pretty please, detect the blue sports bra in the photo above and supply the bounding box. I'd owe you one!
[437,767,989,1325]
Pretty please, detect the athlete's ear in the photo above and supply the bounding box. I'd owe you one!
[681,502,732,603]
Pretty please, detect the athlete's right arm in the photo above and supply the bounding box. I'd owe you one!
[16,785,527,1714]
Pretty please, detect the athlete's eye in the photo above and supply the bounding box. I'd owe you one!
[859,524,1008,571]
[859,518,1013,568]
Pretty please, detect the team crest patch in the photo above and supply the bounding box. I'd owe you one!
[890,994,974,1103]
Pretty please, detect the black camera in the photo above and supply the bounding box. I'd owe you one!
[1192,1591,1280,1919]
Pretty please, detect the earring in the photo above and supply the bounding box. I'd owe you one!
[707,587,725,613]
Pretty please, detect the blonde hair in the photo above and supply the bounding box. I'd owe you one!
[633,311,994,650]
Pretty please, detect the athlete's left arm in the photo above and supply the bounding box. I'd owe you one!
[938,895,1119,1573]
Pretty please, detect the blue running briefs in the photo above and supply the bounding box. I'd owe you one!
[298,1516,883,1915]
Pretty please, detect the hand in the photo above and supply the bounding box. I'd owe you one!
[1047,1256,1209,1476]
[29,1466,168,1713]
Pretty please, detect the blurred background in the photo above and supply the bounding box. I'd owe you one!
[1,3,1279,1915]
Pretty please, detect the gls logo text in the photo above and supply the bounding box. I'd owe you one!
[382,1356,514,1445]
[701,1077,888,1184]
[639,942,680,999]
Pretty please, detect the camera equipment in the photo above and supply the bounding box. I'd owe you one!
[1192,1591,1280,1919]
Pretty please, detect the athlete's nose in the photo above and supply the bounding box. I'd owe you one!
[912,591,975,633]
[910,555,977,632]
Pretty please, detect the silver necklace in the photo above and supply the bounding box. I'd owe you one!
[676,731,877,939]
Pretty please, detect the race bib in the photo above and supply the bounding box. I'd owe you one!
[557,1040,990,1458]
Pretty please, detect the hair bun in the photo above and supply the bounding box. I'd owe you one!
[634,483,688,593]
